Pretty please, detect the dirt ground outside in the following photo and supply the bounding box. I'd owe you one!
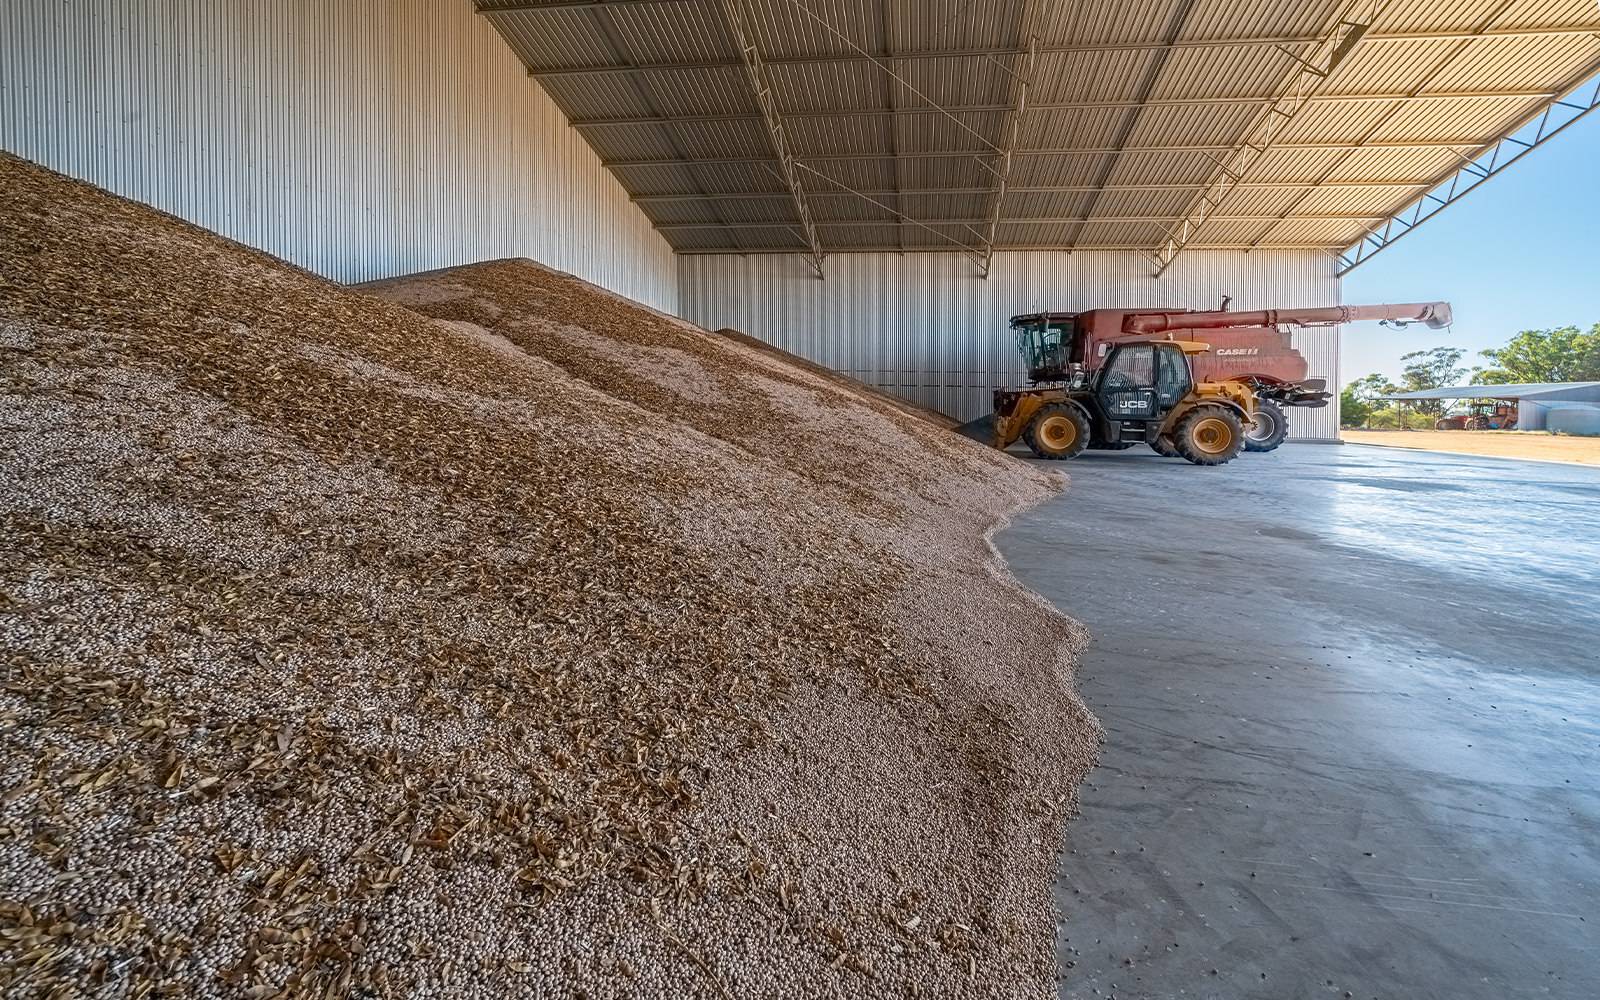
[1342,428,1600,466]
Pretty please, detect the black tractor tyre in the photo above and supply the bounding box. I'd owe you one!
[1243,398,1289,452]
[1174,404,1246,466]
[1023,404,1091,460]
[1150,435,1181,458]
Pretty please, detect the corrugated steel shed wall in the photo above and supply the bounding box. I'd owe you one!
[0,0,678,310]
[680,250,1342,439]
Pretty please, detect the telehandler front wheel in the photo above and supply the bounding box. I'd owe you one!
[1023,404,1090,460]
[1174,404,1245,466]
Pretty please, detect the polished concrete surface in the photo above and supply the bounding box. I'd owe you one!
[995,443,1600,1000]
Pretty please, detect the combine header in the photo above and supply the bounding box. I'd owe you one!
[1000,301,1451,457]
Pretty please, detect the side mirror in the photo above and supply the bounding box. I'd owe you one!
[1097,343,1110,358]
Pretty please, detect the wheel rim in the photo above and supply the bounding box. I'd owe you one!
[1246,408,1278,444]
[1039,415,1078,451]
[1190,416,1234,456]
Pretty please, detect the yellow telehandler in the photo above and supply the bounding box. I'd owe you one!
[993,336,1259,466]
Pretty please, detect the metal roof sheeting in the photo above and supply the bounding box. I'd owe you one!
[478,0,1600,260]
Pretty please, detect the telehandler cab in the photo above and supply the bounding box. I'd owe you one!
[993,337,1259,466]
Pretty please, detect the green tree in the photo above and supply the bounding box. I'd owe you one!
[1398,347,1466,416]
[1339,386,1371,428]
[1349,372,1399,403]
[1472,324,1600,385]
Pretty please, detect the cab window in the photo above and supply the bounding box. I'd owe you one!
[1101,345,1154,390]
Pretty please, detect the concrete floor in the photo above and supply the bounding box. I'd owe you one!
[995,443,1600,1000]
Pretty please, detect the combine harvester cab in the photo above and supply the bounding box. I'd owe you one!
[1000,300,1451,457]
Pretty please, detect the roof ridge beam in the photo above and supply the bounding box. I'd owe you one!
[568,90,1554,126]
[605,141,1492,168]
[633,181,1451,202]
[497,27,1600,77]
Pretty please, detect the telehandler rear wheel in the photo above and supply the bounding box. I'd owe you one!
[1174,404,1245,466]
[1243,398,1289,452]
[1023,404,1090,460]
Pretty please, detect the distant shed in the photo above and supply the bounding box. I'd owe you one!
[1382,382,1600,430]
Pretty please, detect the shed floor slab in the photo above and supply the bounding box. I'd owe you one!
[996,443,1600,1000]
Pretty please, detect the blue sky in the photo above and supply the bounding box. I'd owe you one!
[1339,107,1600,389]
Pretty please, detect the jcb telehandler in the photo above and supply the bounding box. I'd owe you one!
[993,336,1260,466]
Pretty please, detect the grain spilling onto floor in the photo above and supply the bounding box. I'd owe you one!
[0,152,1100,999]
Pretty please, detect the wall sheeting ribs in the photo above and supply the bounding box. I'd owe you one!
[680,251,1342,440]
[0,0,678,311]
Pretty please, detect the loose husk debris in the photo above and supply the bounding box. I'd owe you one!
[0,151,1100,999]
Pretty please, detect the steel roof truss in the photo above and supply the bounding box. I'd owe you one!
[1337,65,1600,275]
[980,34,1037,279]
[719,0,825,274]
[1150,0,1375,275]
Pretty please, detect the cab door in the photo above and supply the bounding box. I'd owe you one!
[1096,345,1159,419]
[1153,344,1193,408]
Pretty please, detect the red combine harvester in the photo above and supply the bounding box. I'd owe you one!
[1006,301,1453,452]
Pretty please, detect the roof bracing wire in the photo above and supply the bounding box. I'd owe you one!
[778,0,1003,155]
[753,0,1027,265]
[1336,57,1600,274]
[1148,0,1385,275]
[793,162,988,260]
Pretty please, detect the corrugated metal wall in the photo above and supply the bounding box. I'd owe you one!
[0,0,678,311]
[680,251,1343,440]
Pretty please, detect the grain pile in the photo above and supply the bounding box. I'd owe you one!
[0,151,1099,1000]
